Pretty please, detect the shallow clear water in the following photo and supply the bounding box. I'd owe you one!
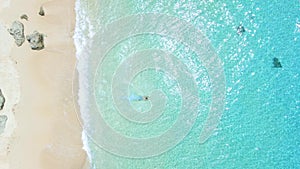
[74,0,300,168]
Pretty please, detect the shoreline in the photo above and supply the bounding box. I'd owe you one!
[0,0,88,168]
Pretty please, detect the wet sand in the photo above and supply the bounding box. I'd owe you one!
[0,0,88,168]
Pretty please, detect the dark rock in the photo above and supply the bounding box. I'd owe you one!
[39,6,45,16]
[20,14,29,21]
[237,25,245,35]
[0,115,8,135]
[26,31,45,50]
[0,89,5,111]
[7,21,25,46]
[273,57,282,68]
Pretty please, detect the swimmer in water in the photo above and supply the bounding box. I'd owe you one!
[128,94,149,101]
[143,96,149,101]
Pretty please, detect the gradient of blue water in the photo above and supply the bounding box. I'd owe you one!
[213,1,300,168]
[76,0,300,168]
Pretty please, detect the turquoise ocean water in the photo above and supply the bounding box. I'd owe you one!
[74,0,300,168]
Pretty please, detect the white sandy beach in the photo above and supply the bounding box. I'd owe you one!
[0,0,88,168]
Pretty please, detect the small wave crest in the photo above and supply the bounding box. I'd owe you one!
[74,0,95,166]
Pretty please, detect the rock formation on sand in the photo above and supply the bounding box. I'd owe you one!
[0,89,5,111]
[39,6,45,16]
[0,115,8,135]
[26,31,45,50]
[20,14,29,21]
[7,21,25,46]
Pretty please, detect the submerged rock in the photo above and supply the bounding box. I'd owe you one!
[26,31,45,50]
[237,24,245,35]
[0,115,8,135]
[7,21,25,46]
[39,6,45,16]
[273,57,282,68]
[20,14,29,21]
[0,89,5,110]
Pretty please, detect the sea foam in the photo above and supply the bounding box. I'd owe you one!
[74,0,95,166]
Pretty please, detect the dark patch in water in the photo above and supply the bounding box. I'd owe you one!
[237,24,245,35]
[273,57,282,68]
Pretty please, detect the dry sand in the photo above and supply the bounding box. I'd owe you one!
[0,0,88,168]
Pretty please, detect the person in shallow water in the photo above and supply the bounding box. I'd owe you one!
[128,94,149,101]
[143,96,149,101]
